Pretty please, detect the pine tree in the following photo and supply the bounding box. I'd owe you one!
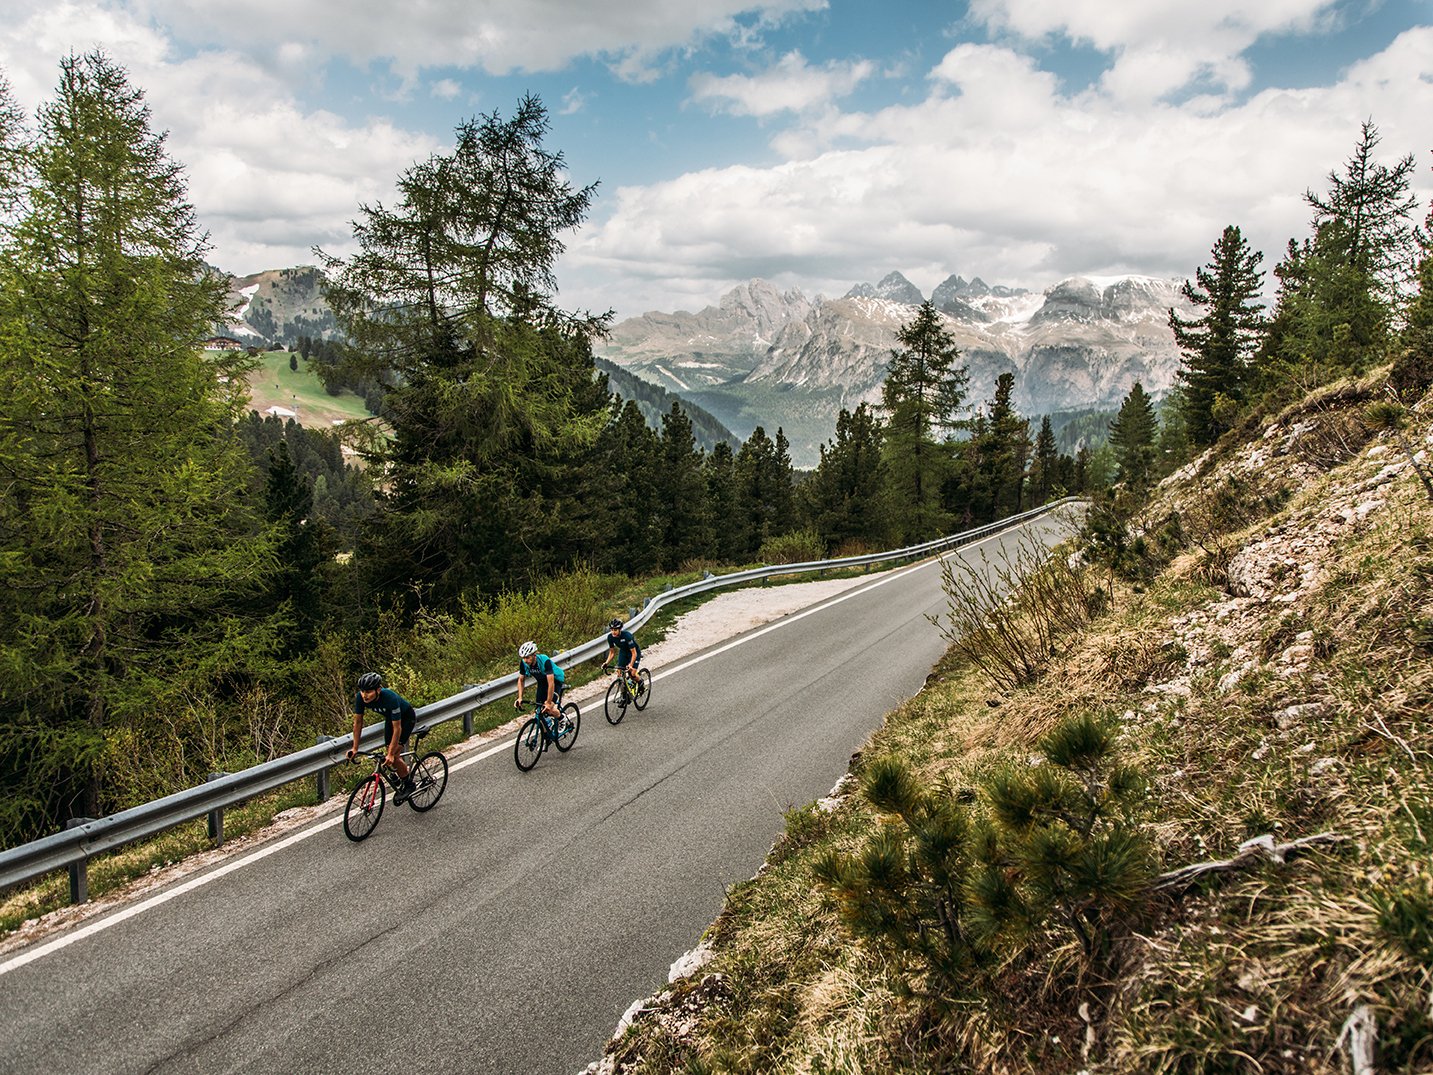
[1027,416,1059,506]
[973,373,1030,520]
[800,403,894,553]
[263,441,326,659]
[734,426,795,557]
[0,53,277,837]
[703,442,742,564]
[654,402,711,568]
[1169,225,1265,445]
[881,302,968,540]
[1392,194,1433,400]
[1108,382,1158,493]
[1263,121,1418,380]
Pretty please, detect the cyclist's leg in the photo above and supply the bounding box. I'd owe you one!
[390,716,414,780]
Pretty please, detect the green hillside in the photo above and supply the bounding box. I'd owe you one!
[237,348,372,428]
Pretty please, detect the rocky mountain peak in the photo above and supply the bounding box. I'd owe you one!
[845,271,925,305]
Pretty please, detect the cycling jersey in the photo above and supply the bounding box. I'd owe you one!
[354,687,416,744]
[519,653,565,705]
[518,654,565,684]
[607,629,641,662]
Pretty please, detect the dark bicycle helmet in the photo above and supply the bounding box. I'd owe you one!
[357,671,383,692]
[608,618,623,631]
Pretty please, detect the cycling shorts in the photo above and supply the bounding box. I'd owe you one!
[384,712,415,747]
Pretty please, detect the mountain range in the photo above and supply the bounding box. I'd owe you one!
[597,270,1195,466]
[212,265,1194,468]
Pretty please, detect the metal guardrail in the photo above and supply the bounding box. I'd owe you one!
[0,498,1082,902]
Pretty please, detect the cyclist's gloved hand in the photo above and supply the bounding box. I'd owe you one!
[513,699,523,710]
[345,746,356,761]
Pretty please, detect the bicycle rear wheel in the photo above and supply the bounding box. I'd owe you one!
[344,775,385,841]
[633,668,652,711]
[407,751,449,811]
[514,717,544,771]
[604,678,627,725]
[554,702,580,752]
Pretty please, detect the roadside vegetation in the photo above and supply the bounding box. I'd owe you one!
[592,120,1433,1072]
[599,366,1433,1074]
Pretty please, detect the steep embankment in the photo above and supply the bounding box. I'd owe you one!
[593,370,1433,1073]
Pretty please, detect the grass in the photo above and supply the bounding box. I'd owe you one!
[238,348,372,428]
[600,374,1433,1073]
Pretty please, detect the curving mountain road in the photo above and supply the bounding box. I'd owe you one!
[0,511,1077,1075]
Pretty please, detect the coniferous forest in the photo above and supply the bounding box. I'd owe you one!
[1,52,1430,855]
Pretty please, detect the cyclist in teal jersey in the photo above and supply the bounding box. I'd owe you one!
[514,641,565,717]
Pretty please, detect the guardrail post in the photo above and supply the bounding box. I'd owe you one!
[461,686,476,736]
[64,817,93,904]
[315,735,341,801]
[206,773,227,846]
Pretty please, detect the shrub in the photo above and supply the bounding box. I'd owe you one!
[758,529,825,565]
[815,714,1154,1013]
[935,537,1103,691]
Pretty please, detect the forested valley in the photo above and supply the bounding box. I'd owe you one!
[1,49,1429,871]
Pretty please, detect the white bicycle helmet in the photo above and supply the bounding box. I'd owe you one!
[518,641,537,659]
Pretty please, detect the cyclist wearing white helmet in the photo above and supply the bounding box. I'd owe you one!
[347,672,417,802]
[515,641,565,717]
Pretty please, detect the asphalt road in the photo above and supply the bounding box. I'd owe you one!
[0,511,1077,1075]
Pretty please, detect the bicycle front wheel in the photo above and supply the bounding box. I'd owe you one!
[344,775,385,841]
[514,717,544,771]
[554,702,580,752]
[633,668,652,711]
[407,751,449,811]
[604,678,627,725]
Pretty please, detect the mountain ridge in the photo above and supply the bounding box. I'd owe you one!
[598,270,1193,466]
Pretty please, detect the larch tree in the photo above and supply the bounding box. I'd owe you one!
[1263,121,1418,379]
[319,95,612,608]
[0,53,276,839]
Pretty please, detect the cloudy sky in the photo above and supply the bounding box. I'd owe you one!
[1,0,1430,321]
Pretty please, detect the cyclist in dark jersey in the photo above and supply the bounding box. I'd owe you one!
[515,641,565,718]
[347,672,416,803]
[600,619,643,682]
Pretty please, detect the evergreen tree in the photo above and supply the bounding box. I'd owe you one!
[1393,192,1433,400]
[801,403,894,553]
[703,441,742,564]
[973,373,1030,520]
[734,426,795,557]
[590,400,661,575]
[1108,382,1159,493]
[881,302,968,540]
[319,95,611,608]
[1156,388,1192,476]
[0,53,277,838]
[1263,122,1418,379]
[1027,416,1059,506]
[263,441,326,659]
[654,402,711,568]
[1169,225,1265,445]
